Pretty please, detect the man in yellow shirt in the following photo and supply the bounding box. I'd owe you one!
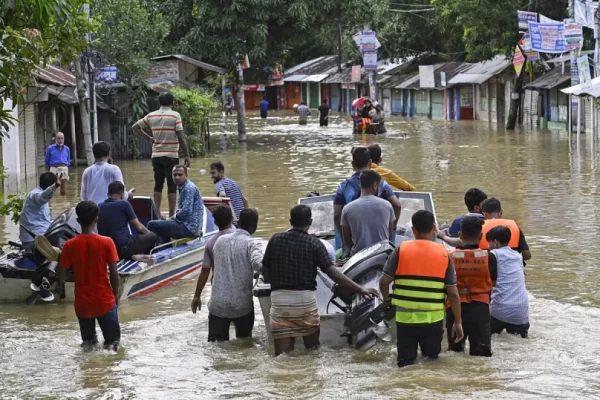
[368,144,417,191]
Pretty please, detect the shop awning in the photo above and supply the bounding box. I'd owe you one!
[525,68,570,90]
[302,74,329,82]
[561,76,600,97]
[283,74,308,82]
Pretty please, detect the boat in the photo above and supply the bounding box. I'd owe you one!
[253,191,439,349]
[0,196,232,303]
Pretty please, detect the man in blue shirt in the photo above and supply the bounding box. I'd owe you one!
[98,181,157,261]
[19,172,61,250]
[333,147,401,251]
[209,161,248,220]
[45,132,70,196]
[148,165,204,245]
[447,188,487,237]
[259,97,269,119]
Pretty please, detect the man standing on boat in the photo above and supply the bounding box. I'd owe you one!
[147,165,203,245]
[367,144,416,192]
[334,146,401,251]
[132,92,191,216]
[379,210,464,367]
[340,170,395,254]
[19,172,61,251]
[191,205,236,315]
[203,208,262,341]
[81,142,132,206]
[262,204,378,356]
[45,131,70,196]
[209,161,248,221]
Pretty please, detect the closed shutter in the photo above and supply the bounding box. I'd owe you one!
[391,89,402,113]
[584,97,593,133]
[330,84,340,111]
[19,105,38,184]
[431,90,444,120]
[523,90,539,127]
[415,90,429,115]
[382,88,391,114]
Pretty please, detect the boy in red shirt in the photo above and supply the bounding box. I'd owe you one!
[58,201,121,351]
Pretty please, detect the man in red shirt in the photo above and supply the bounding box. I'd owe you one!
[58,201,121,351]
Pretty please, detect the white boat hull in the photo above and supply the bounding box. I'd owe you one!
[0,247,203,303]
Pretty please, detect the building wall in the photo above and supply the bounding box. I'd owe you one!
[285,83,302,109]
[18,104,38,186]
[381,88,391,114]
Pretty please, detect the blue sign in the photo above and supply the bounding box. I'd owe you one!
[528,22,566,54]
[96,66,118,82]
[517,10,537,30]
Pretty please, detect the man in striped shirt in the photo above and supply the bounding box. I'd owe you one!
[209,161,248,220]
[132,92,191,217]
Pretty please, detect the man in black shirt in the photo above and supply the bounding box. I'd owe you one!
[262,204,378,356]
[318,99,331,127]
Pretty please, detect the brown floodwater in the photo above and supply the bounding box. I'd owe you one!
[2,111,600,399]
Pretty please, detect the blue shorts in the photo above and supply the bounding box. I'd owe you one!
[77,304,120,348]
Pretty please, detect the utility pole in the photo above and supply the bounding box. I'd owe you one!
[236,64,247,143]
[364,24,377,100]
[570,0,580,135]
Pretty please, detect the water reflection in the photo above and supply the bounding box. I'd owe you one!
[2,111,600,398]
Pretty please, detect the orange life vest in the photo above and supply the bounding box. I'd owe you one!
[446,248,492,307]
[479,218,520,250]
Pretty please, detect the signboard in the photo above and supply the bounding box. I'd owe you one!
[359,31,377,53]
[241,55,250,70]
[528,22,566,53]
[574,1,599,29]
[564,19,583,50]
[243,84,264,91]
[440,72,447,87]
[419,65,435,88]
[518,10,537,30]
[96,66,118,82]
[341,83,356,89]
[363,51,378,71]
[577,55,592,91]
[513,45,525,76]
[351,65,362,82]
[352,31,382,51]
[522,33,540,61]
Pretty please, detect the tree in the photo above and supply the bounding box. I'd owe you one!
[0,0,92,134]
[91,0,169,158]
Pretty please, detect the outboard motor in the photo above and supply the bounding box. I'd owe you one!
[335,241,395,349]
[28,208,81,303]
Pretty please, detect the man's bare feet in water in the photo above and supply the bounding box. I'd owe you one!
[131,254,153,265]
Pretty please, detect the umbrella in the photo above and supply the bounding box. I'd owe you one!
[352,96,377,109]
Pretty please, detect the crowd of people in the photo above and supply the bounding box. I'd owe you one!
[18,93,530,368]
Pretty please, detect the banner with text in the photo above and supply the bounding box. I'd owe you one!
[564,19,583,50]
[518,10,537,30]
[528,22,566,53]
[521,33,540,61]
[363,51,378,71]
[577,55,592,91]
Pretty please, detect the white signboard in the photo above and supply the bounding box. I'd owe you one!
[577,55,592,91]
[419,65,435,88]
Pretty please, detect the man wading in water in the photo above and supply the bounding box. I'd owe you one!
[262,204,378,356]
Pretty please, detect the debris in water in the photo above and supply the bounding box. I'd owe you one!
[199,169,207,175]
[439,160,450,168]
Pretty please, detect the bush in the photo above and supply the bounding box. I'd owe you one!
[171,87,217,157]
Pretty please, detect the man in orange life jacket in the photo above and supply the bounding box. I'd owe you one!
[380,210,464,368]
[446,216,497,357]
[439,197,531,262]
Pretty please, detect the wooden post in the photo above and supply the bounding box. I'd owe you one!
[70,105,78,167]
[206,119,211,151]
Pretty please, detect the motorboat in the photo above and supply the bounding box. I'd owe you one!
[253,191,439,349]
[0,196,233,304]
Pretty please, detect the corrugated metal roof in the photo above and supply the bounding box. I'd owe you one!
[151,54,226,74]
[302,74,328,82]
[448,56,510,85]
[283,74,308,82]
[396,73,421,89]
[547,51,594,64]
[33,65,76,87]
[286,57,324,74]
[525,67,571,90]
[448,73,493,85]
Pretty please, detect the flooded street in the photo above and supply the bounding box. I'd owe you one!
[2,112,600,399]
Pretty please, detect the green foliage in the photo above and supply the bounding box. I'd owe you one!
[91,0,168,85]
[0,194,25,225]
[171,87,217,157]
[0,0,93,133]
